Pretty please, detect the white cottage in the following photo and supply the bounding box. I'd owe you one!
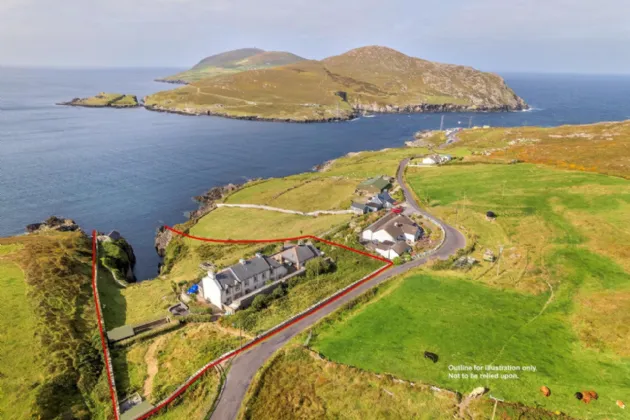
[362,213,423,244]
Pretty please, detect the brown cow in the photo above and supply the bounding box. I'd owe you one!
[617,400,626,409]
[540,386,551,397]
[585,390,599,400]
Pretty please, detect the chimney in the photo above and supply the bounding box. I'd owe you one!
[255,252,262,258]
[207,269,216,280]
[239,258,246,265]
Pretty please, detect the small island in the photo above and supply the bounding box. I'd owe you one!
[58,92,140,108]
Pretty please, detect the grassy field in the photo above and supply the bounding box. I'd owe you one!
[449,120,630,179]
[311,272,630,419]
[0,232,112,419]
[112,323,241,403]
[191,207,351,240]
[241,345,571,420]
[309,162,630,419]
[225,175,361,212]
[0,250,43,419]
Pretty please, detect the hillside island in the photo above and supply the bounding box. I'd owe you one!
[57,92,140,108]
[58,46,528,122]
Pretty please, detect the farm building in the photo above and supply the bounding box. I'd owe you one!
[357,176,392,194]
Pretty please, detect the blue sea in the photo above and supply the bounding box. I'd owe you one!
[1,68,629,279]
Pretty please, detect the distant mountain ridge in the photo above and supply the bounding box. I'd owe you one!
[146,45,528,122]
[156,48,307,84]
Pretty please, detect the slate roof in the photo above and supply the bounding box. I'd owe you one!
[351,202,368,211]
[392,241,411,255]
[215,255,281,290]
[278,244,321,266]
[365,213,422,240]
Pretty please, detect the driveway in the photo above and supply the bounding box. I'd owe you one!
[210,159,465,420]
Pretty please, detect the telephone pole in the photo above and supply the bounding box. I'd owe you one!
[440,115,445,131]
[468,116,473,128]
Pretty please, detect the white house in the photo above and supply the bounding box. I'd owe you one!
[374,241,411,259]
[201,244,321,310]
[362,213,423,244]
[422,154,452,165]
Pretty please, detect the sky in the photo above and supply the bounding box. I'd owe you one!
[1,0,629,74]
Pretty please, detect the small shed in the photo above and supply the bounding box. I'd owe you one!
[357,176,391,194]
[107,325,135,342]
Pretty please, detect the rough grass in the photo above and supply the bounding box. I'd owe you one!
[146,47,525,121]
[0,232,111,419]
[452,120,630,179]
[311,272,630,419]
[226,175,360,212]
[72,93,139,107]
[406,163,630,291]
[241,346,570,420]
[191,207,351,240]
[0,258,43,420]
[112,323,241,403]
[153,371,220,419]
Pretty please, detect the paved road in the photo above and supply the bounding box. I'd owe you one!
[210,159,466,420]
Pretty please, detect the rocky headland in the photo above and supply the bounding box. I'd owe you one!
[58,92,140,108]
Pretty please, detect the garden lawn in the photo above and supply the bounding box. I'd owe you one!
[311,273,630,419]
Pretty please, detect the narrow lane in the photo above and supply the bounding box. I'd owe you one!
[210,159,466,420]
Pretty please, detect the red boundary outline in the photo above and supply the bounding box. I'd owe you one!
[92,226,393,420]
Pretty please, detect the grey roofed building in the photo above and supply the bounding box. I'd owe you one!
[369,192,396,208]
[351,201,368,214]
[215,255,284,290]
[391,241,411,255]
[107,230,122,240]
[276,243,321,269]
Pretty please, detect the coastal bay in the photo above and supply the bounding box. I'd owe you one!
[2,68,630,279]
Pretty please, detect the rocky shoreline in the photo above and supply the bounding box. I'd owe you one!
[143,101,527,123]
[154,78,189,85]
[154,181,248,257]
[143,103,355,123]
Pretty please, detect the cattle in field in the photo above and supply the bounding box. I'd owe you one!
[617,400,626,409]
[540,386,551,397]
[577,390,599,404]
[423,351,439,363]
[585,390,599,400]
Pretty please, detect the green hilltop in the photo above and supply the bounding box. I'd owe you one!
[155,48,307,84]
[145,46,528,122]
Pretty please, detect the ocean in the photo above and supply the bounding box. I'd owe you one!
[1,68,629,279]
